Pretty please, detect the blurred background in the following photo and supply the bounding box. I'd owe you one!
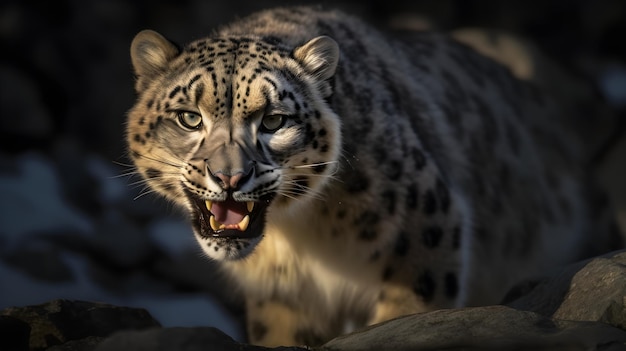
[1,0,625,342]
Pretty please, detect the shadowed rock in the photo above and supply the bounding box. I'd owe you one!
[320,305,626,351]
[509,249,626,330]
[1,299,160,351]
[94,327,305,351]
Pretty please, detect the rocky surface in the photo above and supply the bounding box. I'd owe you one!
[322,306,626,351]
[509,250,626,330]
[94,327,304,351]
[4,305,626,351]
[4,251,626,350]
[1,1,625,350]
[1,299,159,350]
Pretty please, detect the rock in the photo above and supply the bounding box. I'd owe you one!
[320,305,626,351]
[94,327,304,351]
[4,301,625,351]
[47,336,106,351]
[509,249,626,329]
[0,315,31,351]
[1,299,160,350]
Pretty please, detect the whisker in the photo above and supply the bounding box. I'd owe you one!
[278,190,325,202]
[127,176,180,187]
[289,161,338,169]
[282,179,331,189]
[110,171,141,179]
[113,168,180,186]
[128,181,149,188]
[112,160,135,168]
[283,172,339,181]
[277,192,300,202]
[281,162,340,178]
[278,184,325,201]
[133,187,161,201]
[134,151,185,169]
[113,168,180,179]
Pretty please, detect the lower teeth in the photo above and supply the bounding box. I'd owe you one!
[209,215,250,232]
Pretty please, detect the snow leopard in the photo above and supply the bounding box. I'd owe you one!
[126,6,621,346]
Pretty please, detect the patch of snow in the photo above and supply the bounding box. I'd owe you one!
[0,249,242,341]
[599,63,626,107]
[85,155,129,206]
[0,251,106,309]
[0,153,92,251]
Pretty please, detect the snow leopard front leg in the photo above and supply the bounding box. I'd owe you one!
[246,298,335,347]
[369,285,435,325]
[367,217,468,325]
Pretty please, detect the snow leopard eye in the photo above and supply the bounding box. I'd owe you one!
[177,111,202,129]
[260,114,286,133]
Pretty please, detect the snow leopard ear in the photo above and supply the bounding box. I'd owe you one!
[293,36,339,81]
[130,30,180,92]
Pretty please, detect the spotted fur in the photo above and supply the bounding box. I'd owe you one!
[126,6,620,347]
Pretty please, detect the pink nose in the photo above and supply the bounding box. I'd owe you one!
[215,172,244,189]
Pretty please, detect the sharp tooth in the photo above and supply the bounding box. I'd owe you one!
[210,215,221,231]
[205,200,213,211]
[238,215,250,231]
[247,201,255,213]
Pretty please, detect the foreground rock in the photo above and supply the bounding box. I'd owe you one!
[97,306,626,351]
[321,305,626,351]
[3,301,625,351]
[94,327,304,351]
[4,251,626,350]
[1,299,160,351]
[509,249,626,330]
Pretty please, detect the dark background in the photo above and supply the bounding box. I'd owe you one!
[2,0,625,161]
[1,0,625,340]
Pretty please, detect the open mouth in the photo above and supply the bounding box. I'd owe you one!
[190,193,271,239]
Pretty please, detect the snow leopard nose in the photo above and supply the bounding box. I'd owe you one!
[211,162,254,190]
[214,171,246,190]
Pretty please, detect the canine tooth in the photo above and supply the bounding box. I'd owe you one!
[205,200,213,211]
[210,215,221,231]
[247,201,255,212]
[238,215,250,231]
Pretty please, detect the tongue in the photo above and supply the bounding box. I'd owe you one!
[211,198,247,225]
